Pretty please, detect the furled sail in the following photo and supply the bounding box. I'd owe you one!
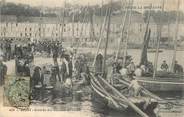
[140,29,151,66]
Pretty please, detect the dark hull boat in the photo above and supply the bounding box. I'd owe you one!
[90,74,158,117]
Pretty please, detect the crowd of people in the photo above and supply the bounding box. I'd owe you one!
[106,56,184,97]
[0,38,184,102]
[0,38,92,103]
[29,45,91,103]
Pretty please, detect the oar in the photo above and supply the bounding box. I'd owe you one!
[98,76,149,117]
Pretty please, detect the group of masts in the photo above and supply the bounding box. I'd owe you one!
[153,0,181,79]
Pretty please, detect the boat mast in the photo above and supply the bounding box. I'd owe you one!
[39,1,43,41]
[99,0,104,35]
[0,0,2,40]
[71,7,75,46]
[61,0,66,41]
[102,0,112,75]
[89,6,95,42]
[115,0,129,62]
[122,0,133,68]
[171,0,180,72]
[153,0,165,79]
[92,6,109,67]
[75,7,88,52]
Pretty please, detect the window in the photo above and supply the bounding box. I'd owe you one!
[30,28,32,31]
[25,33,27,36]
[25,28,27,31]
[16,23,18,27]
[20,33,22,37]
[30,33,32,36]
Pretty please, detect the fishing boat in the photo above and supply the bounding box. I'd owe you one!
[90,1,159,117]
[90,74,158,117]
[136,0,184,92]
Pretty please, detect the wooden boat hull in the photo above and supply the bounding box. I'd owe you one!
[136,71,184,92]
[90,74,158,116]
[137,77,184,92]
[91,87,158,116]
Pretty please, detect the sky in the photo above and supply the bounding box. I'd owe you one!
[5,0,184,11]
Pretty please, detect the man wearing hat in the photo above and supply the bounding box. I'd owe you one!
[127,61,136,78]
[161,60,169,72]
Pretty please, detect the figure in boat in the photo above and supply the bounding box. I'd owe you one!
[174,61,183,74]
[128,77,142,97]
[160,60,169,72]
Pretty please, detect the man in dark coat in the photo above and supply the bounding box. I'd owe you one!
[95,54,103,74]
[174,61,183,73]
[0,57,7,86]
[60,55,67,82]
[161,60,169,72]
[52,44,59,64]
[31,66,43,100]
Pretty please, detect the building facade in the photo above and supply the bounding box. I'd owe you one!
[0,15,184,48]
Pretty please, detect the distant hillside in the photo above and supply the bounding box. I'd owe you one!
[1,2,56,17]
[1,2,184,24]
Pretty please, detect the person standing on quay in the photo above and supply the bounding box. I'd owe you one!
[0,56,7,86]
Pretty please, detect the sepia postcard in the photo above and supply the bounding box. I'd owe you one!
[0,0,184,117]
